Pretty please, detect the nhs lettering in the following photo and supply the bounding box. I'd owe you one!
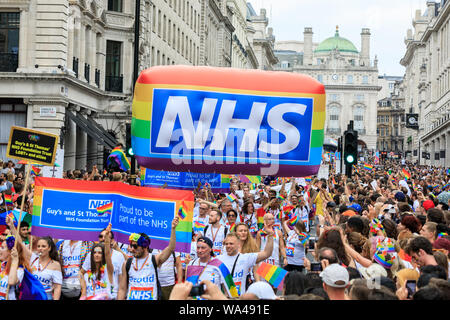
[132,66,326,177]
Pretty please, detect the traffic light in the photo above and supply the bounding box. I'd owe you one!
[125,123,133,156]
[343,129,358,177]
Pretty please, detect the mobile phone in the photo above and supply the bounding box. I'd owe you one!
[309,238,316,250]
[406,280,416,298]
[189,284,205,297]
[311,262,322,272]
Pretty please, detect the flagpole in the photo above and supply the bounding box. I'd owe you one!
[15,162,31,250]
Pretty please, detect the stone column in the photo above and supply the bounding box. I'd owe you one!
[75,110,87,170]
[79,22,86,81]
[446,131,450,168]
[17,8,29,71]
[67,15,74,74]
[441,134,446,168]
[86,132,97,171]
[303,27,313,66]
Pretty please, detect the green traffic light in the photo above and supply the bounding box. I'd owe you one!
[128,147,134,156]
[346,155,355,164]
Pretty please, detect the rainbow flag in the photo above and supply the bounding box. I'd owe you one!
[256,207,266,230]
[106,147,131,171]
[256,262,288,290]
[298,232,310,246]
[178,201,188,220]
[96,202,113,216]
[283,205,295,219]
[4,194,13,206]
[288,213,298,226]
[258,229,269,237]
[363,163,373,171]
[304,176,312,182]
[277,194,286,201]
[353,165,360,174]
[229,223,236,232]
[30,166,41,176]
[208,259,239,297]
[402,169,410,180]
[226,193,237,202]
[185,265,204,285]
[193,220,206,231]
[237,175,261,184]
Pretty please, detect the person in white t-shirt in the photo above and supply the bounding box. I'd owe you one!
[79,225,114,300]
[215,230,274,296]
[0,235,25,300]
[80,228,126,299]
[241,201,258,236]
[151,248,182,300]
[117,217,179,300]
[256,213,287,268]
[201,209,228,256]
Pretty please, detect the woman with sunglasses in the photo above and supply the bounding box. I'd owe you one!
[225,209,239,230]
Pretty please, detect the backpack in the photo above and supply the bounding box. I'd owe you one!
[125,254,162,300]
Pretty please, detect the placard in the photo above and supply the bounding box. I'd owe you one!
[32,177,193,253]
[6,126,58,166]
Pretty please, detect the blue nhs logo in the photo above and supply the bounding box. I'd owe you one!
[150,89,314,163]
[88,200,111,210]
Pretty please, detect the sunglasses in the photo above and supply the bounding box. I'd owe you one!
[227,214,236,218]
[130,244,139,249]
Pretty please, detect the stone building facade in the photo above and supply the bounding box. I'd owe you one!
[274,26,381,152]
[0,0,278,170]
[400,1,450,167]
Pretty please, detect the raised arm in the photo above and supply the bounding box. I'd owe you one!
[155,217,179,267]
[104,224,114,284]
[256,229,274,264]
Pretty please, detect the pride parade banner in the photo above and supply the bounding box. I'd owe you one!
[131,66,326,177]
[31,177,194,253]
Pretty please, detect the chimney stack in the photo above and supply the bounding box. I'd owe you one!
[304,27,313,66]
[360,28,371,67]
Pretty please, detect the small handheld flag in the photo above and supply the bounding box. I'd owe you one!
[30,166,41,176]
[4,194,13,207]
[363,163,373,171]
[402,169,411,180]
[226,194,237,202]
[256,207,266,230]
[256,262,288,291]
[178,201,188,220]
[288,213,298,226]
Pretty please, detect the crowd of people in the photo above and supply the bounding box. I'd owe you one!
[0,155,449,301]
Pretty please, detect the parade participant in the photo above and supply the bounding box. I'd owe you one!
[151,248,182,300]
[201,209,228,256]
[80,228,126,299]
[420,222,438,244]
[194,201,210,228]
[185,237,227,295]
[0,235,28,300]
[225,209,239,230]
[406,236,438,268]
[29,236,62,300]
[282,220,308,272]
[235,223,260,284]
[80,225,114,300]
[216,231,274,296]
[241,201,258,236]
[118,217,179,300]
[256,213,287,268]
[319,263,349,300]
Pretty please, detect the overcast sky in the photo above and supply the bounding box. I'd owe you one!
[248,0,428,76]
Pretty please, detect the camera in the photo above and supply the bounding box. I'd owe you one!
[310,262,322,272]
[189,284,205,297]
[309,238,316,250]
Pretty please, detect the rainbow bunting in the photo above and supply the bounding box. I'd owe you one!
[96,202,113,216]
[4,194,13,206]
[178,201,188,220]
[107,147,131,171]
[363,163,373,171]
[256,262,288,290]
[402,169,410,180]
[208,259,239,297]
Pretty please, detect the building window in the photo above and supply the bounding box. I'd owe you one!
[328,106,340,131]
[347,75,353,84]
[108,0,122,12]
[281,61,289,69]
[317,74,323,83]
[105,40,123,92]
[0,12,20,72]
[362,75,368,84]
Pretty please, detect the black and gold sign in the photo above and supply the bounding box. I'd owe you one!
[6,126,58,166]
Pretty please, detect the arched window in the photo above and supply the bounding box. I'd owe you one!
[354,105,365,133]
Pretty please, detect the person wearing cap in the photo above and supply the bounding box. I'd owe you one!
[117,217,179,300]
[319,263,349,300]
[422,199,435,213]
[185,237,228,296]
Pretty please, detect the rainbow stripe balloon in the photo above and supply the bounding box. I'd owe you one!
[131,66,326,177]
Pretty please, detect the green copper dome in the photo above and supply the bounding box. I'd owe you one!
[314,27,359,54]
